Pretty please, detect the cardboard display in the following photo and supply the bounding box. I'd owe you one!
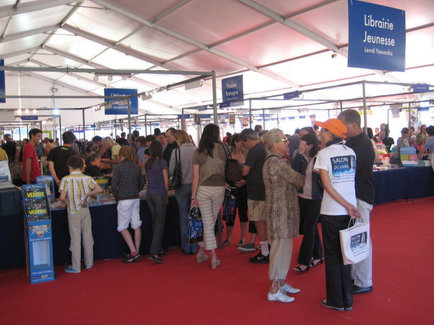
[22,184,55,284]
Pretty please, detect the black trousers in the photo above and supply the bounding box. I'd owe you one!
[297,197,323,265]
[320,214,353,308]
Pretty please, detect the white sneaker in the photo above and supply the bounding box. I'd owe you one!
[267,291,295,303]
[280,283,301,294]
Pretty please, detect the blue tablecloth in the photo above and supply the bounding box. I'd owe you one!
[0,197,180,269]
[373,166,434,204]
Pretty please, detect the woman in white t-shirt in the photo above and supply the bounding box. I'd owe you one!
[313,118,360,312]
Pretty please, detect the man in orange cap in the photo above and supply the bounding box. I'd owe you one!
[313,118,360,312]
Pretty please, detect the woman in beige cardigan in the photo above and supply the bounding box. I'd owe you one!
[262,129,305,303]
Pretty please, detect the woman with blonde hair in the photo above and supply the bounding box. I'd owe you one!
[262,129,305,303]
[103,136,121,164]
[112,146,144,263]
[169,130,197,254]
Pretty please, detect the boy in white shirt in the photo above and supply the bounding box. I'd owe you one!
[59,155,102,273]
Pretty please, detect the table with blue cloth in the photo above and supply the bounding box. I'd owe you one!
[0,195,180,269]
[373,166,434,204]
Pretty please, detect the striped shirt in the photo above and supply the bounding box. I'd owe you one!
[59,171,97,215]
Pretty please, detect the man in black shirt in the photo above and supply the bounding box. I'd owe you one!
[163,128,178,168]
[2,134,17,163]
[241,128,269,264]
[47,131,76,197]
[116,132,129,146]
[338,109,375,294]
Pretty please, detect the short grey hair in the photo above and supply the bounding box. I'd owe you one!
[338,109,361,127]
[240,128,259,141]
[262,128,283,152]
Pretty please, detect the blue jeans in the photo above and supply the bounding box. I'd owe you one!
[175,184,198,254]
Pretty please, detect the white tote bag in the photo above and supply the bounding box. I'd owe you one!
[339,220,370,265]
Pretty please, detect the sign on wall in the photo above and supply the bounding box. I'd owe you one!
[104,88,138,115]
[0,60,5,103]
[222,75,244,103]
[348,0,406,72]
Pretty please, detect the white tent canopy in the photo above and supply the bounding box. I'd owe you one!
[1,0,433,128]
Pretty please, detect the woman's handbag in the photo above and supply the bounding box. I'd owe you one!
[221,143,242,185]
[187,205,203,244]
[169,148,182,190]
[339,219,370,265]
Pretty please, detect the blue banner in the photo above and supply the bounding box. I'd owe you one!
[104,88,138,115]
[222,75,244,102]
[348,0,405,72]
[0,60,5,103]
[21,116,38,121]
[412,84,429,93]
[283,91,299,100]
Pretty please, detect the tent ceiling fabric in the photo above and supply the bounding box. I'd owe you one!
[0,0,433,126]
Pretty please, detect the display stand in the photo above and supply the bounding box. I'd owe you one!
[22,184,55,284]
[36,175,55,203]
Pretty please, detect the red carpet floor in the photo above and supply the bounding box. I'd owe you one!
[1,197,433,325]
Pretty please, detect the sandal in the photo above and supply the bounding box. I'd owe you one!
[236,240,246,247]
[310,258,324,267]
[293,265,309,273]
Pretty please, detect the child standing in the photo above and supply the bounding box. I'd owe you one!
[112,146,145,263]
[145,141,169,264]
[59,155,102,273]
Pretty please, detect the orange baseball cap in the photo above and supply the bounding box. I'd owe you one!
[315,119,347,138]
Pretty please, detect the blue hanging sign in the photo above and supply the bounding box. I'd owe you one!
[200,114,212,119]
[104,88,138,115]
[21,116,38,121]
[412,84,429,93]
[178,114,191,119]
[348,0,405,72]
[0,60,5,103]
[222,75,244,102]
[283,91,299,100]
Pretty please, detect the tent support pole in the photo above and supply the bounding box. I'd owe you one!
[212,72,218,125]
[362,81,367,133]
[58,115,62,145]
[82,108,86,153]
[127,100,132,143]
[263,109,265,130]
[249,99,252,128]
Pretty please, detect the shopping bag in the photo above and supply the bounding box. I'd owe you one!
[339,220,370,265]
[222,188,236,224]
[187,206,203,244]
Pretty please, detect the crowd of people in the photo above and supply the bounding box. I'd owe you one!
[1,111,434,310]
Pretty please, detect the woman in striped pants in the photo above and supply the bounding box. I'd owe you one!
[191,124,227,269]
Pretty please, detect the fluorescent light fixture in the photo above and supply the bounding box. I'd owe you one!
[185,79,203,90]
[141,93,152,100]
[53,108,60,115]
[33,109,37,114]
[25,109,29,114]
